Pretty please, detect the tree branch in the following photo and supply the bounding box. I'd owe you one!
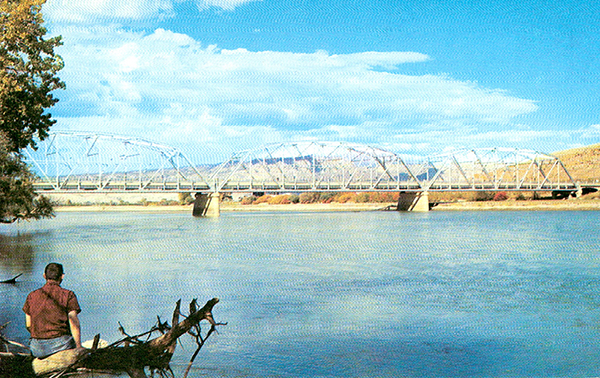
[149,298,219,350]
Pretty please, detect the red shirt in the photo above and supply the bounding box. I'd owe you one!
[22,281,81,339]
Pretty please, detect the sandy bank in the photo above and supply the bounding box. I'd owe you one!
[434,199,600,211]
[221,202,391,212]
[53,199,600,213]
[54,202,391,213]
[54,205,193,212]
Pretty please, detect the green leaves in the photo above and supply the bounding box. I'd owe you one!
[0,0,60,222]
[1,0,64,151]
[0,132,54,223]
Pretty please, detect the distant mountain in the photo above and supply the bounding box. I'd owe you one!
[553,144,600,183]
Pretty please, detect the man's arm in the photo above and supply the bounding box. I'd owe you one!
[68,311,82,348]
[25,314,31,334]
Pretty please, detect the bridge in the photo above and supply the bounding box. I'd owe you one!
[25,132,580,215]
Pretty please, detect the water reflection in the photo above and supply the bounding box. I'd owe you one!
[0,232,45,275]
[0,231,50,347]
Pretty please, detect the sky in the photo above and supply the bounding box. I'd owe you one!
[41,0,600,163]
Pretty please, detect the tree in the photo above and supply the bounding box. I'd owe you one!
[1,0,64,150]
[0,0,64,222]
[0,133,53,223]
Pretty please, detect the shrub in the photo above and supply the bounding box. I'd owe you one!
[367,192,400,203]
[474,191,494,201]
[178,192,194,205]
[159,198,178,206]
[335,192,356,203]
[269,194,291,204]
[289,194,300,204]
[253,195,271,204]
[240,195,256,205]
[319,193,336,203]
[299,192,319,204]
[355,192,371,203]
[493,192,508,201]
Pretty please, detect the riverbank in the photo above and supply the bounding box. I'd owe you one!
[434,199,600,211]
[52,198,600,212]
[53,202,391,213]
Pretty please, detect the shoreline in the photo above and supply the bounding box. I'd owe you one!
[53,199,600,213]
[433,199,600,211]
[53,202,392,213]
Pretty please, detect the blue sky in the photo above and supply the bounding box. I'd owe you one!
[42,0,600,162]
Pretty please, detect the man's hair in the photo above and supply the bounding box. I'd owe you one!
[45,263,64,281]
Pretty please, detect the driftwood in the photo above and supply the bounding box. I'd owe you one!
[0,274,22,284]
[0,297,224,378]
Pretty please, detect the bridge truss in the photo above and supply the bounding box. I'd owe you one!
[25,133,577,194]
[213,142,577,193]
[25,132,211,192]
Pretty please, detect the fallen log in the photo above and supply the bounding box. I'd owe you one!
[0,297,224,378]
[0,352,36,377]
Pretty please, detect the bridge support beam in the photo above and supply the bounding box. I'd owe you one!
[397,191,430,212]
[192,192,220,217]
[575,182,583,198]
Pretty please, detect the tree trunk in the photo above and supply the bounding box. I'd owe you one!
[0,298,221,378]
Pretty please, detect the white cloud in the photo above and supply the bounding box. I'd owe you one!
[331,51,430,69]
[386,123,577,154]
[48,25,541,158]
[193,0,262,11]
[52,115,283,162]
[44,0,174,23]
[580,124,600,139]
[43,0,260,23]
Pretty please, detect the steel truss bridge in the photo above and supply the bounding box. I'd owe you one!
[25,132,578,196]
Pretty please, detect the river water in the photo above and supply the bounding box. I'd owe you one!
[1,210,600,377]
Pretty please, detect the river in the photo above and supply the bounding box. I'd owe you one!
[1,210,600,377]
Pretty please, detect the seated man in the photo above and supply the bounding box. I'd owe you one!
[22,263,82,359]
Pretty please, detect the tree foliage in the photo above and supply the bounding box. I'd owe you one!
[1,0,64,151]
[0,0,62,222]
[0,133,53,223]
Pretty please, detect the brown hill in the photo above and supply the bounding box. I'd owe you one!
[553,143,600,183]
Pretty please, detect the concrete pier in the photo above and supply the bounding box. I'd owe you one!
[397,191,430,212]
[192,192,220,217]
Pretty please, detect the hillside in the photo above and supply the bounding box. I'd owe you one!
[553,143,600,183]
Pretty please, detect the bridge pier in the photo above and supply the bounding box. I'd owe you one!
[397,191,430,212]
[192,192,220,217]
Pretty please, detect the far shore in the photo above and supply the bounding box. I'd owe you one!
[434,199,600,211]
[52,198,600,213]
